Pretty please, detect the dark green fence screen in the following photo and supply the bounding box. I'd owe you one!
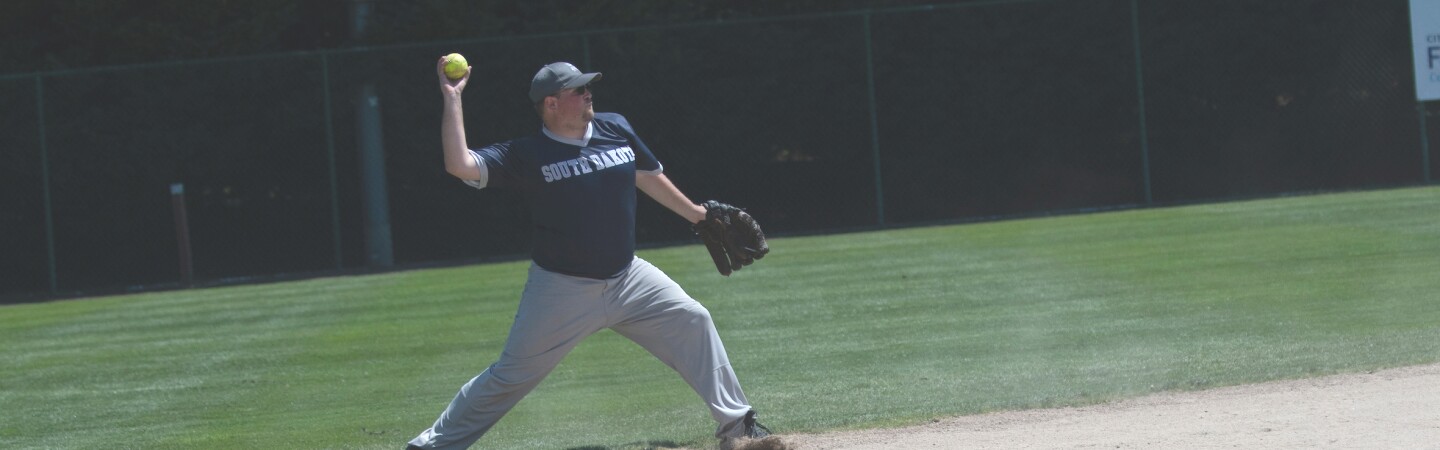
[1,0,1430,298]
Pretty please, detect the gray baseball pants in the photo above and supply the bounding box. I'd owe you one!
[408,257,753,450]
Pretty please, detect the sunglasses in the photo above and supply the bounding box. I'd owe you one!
[569,84,590,96]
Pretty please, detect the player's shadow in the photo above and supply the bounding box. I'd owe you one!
[565,440,686,450]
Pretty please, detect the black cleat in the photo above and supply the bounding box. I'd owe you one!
[740,409,772,438]
[721,409,788,449]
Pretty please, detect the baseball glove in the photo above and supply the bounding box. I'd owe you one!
[692,200,770,276]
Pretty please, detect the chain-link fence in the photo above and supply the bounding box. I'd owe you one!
[1,0,1430,299]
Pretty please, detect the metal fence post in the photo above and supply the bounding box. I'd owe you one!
[322,53,343,269]
[1420,102,1433,183]
[582,35,593,71]
[35,75,58,294]
[357,83,393,268]
[170,183,194,286]
[863,12,886,226]
[1130,0,1153,204]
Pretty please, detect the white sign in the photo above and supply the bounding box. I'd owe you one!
[1413,0,1440,101]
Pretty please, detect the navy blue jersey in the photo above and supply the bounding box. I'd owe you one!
[464,112,662,278]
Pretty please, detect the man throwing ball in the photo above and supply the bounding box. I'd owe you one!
[404,57,781,450]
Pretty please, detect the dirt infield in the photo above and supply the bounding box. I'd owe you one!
[782,362,1440,449]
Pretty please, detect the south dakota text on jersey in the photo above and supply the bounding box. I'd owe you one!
[540,146,637,183]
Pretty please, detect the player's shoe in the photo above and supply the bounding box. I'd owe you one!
[740,409,772,438]
[721,410,788,450]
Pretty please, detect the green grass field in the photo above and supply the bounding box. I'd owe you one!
[4,186,1439,450]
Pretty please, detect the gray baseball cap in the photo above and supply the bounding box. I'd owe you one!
[529,62,602,103]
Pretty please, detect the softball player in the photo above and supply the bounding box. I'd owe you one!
[404,60,776,450]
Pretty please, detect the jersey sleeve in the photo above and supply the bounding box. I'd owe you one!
[462,141,517,190]
[609,114,663,174]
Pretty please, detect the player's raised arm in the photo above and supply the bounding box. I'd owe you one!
[437,55,480,181]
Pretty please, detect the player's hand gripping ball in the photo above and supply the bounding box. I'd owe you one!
[443,53,469,80]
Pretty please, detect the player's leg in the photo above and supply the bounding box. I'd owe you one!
[408,264,608,450]
[605,257,758,438]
